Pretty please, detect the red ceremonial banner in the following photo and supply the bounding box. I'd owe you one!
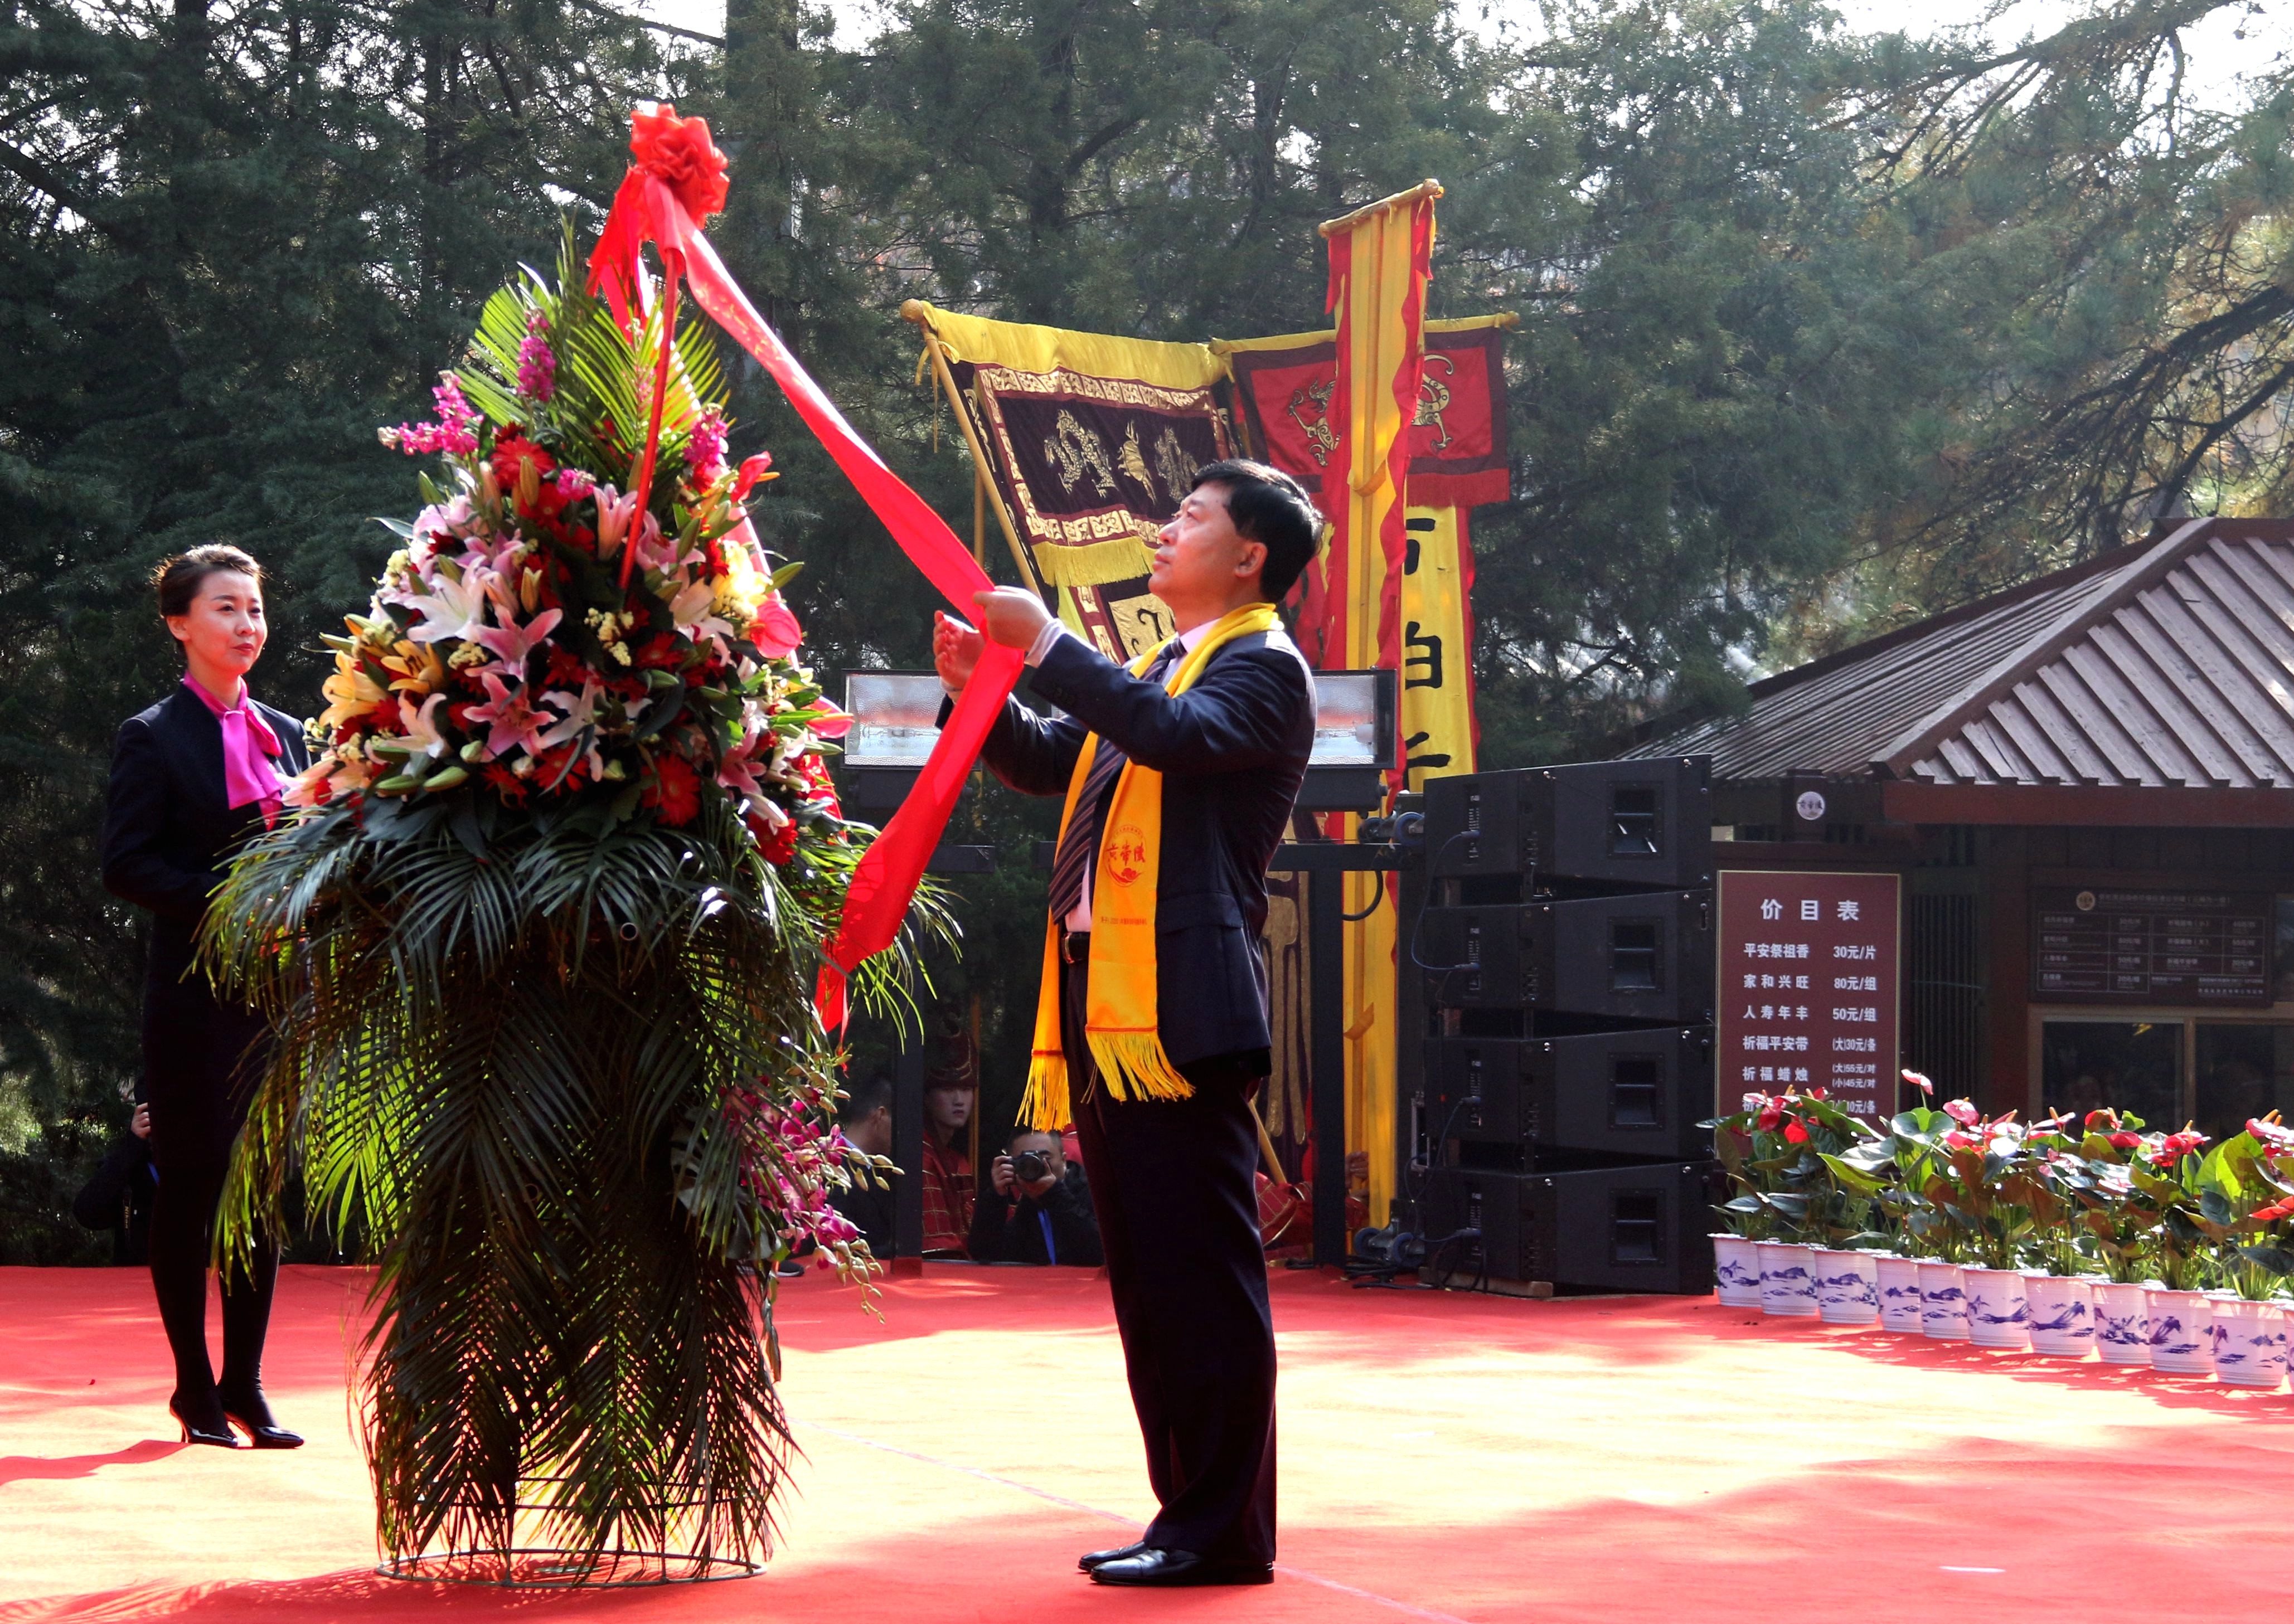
[1229,325,1510,511]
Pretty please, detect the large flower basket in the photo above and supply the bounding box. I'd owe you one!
[205,193,942,1582]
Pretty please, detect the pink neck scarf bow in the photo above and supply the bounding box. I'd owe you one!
[183,675,285,829]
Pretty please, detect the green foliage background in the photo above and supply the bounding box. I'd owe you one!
[6,0,2292,1257]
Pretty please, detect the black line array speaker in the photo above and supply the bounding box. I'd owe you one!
[1419,1162,1715,1295]
[1417,891,1714,1025]
[1424,1027,1712,1165]
[1423,756,1712,890]
[1404,755,1717,1295]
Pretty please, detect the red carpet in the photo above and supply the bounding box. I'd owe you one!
[1,1263,2287,1621]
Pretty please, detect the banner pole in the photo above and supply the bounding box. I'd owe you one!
[972,465,987,570]
[901,300,1045,598]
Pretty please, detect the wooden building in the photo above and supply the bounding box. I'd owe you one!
[1632,517,2294,1133]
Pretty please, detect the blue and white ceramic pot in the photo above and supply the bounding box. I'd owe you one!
[2206,1294,2286,1389]
[1756,1241,1818,1317]
[1963,1267,2030,1350]
[1711,1234,1762,1307]
[1918,1260,1969,1341]
[2143,1286,2214,1375]
[1812,1248,1880,1325]
[1876,1255,1925,1333]
[2023,1273,2094,1358]
[2093,1280,2152,1367]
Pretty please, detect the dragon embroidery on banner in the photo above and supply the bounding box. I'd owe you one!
[1286,376,1337,467]
[1116,422,1156,495]
[1414,354,1456,452]
[1044,409,1116,495]
[1151,426,1198,503]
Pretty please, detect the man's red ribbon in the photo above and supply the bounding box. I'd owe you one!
[587,103,1025,1030]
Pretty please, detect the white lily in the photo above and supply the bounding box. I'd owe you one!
[392,563,494,644]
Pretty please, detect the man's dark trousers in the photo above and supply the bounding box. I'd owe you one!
[1062,944,1275,1567]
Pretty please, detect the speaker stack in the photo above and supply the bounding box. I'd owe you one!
[1410,757,1718,1295]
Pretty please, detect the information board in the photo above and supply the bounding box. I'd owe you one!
[1716,871,1903,1121]
[2031,888,2272,1007]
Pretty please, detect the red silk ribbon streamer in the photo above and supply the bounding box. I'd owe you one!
[589,139,1024,1030]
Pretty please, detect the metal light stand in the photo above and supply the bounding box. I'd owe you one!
[842,670,997,1269]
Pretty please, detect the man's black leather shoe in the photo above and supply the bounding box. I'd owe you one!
[1088,1548,1274,1587]
[1077,1540,1150,1572]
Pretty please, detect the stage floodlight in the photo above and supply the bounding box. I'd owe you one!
[842,664,1397,814]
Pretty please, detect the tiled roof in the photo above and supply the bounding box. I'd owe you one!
[1631,519,2294,790]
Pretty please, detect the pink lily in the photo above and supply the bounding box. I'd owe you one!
[472,599,565,671]
[464,671,551,758]
[595,486,641,560]
[396,693,450,761]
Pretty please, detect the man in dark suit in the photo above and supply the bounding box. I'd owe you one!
[933,459,1320,1588]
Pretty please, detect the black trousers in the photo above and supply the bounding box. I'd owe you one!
[142,926,277,1405]
[1063,949,1276,1565]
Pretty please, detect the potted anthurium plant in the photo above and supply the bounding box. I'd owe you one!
[1875,1095,1978,1339]
[2017,1113,2101,1356]
[1706,1091,1830,1317]
[2069,1109,2167,1365]
[1828,1073,1947,1333]
[2132,1125,2218,1373]
[1927,1103,2043,1349]
[1776,1091,1889,1325]
[2191,1117,2294,1387]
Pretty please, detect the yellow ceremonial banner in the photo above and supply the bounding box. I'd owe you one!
[902,301,1230,660]
[1399,506,1478,789]
[1322,182,1439,1233]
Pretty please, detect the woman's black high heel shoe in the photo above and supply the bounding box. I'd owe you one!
[218,1383,304,1450]
[169,1392,240,1448]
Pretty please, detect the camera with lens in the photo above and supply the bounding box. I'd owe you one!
[1011,1149,1051,1184]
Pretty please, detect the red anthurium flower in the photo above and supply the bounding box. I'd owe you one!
[752,595,803,658]
[1807,1087,1828,1100]
[2107,1131,2142,1151]
[1754,1099,1782,1133]
[630,103,730,220]
[1783,1117,1810,1145]
[1902,1068,1934,1095]
[1943,1099,1981,1126]
[1943,1129,1979,1150]
[732,453,778,502]
[2084,1109,2114,1129]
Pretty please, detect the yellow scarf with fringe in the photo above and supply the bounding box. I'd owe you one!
[1020,601,1281,1130]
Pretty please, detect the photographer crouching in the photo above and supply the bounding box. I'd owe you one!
[967,1128,1103,1267]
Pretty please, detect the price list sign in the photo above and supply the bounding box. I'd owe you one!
[1716,871,1903,1121]
[2031,888,2271,1007]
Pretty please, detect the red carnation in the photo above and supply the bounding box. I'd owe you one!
[643,753,701,826]
[630,103,729,220]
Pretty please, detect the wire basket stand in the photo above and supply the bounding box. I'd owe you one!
[376,1474,768,1587]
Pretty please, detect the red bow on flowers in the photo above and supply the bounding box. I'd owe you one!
[629,104,729,220]
[587,103,1026,1031]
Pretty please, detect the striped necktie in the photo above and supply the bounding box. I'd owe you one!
[1046,640,1178,925]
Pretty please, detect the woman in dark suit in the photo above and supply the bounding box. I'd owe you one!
[102,544,309,1449]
